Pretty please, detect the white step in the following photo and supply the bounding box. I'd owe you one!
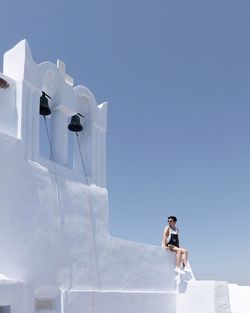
[66,290,176,313]
[228,284,250,313]
[177,280,231,313]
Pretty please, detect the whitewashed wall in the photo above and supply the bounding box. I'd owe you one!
[0,40,176,313]
[0,280,27,313]
[0,131,175,292]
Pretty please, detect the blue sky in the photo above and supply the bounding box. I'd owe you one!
[1,0,250,285]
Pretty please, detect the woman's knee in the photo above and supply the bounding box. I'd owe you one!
[181,248,188,254]
[173,247,180,253]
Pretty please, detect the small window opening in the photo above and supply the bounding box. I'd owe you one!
[35,298,56,311]
[34,285,60,313]
[0,306,11,313]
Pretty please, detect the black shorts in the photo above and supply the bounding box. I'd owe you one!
[167,244,179,250]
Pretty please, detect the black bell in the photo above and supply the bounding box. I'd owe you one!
[40,92,51,116]
[68,115,83,132]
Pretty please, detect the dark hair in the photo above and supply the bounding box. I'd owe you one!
[168,216,177,222]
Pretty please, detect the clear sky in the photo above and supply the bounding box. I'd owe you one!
[1,0,250,285]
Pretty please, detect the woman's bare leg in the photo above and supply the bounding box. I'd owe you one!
[180,248,188,267]
[171,247,182,267]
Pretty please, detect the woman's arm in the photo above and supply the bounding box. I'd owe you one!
[162,226,170,248]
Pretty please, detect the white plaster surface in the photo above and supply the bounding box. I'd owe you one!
[0,280,27,313]
[229,284,250,313]
[0,130,176,293]
[214,281,231,313]
[0,74,17,137]
[177,281,215,313]
[176,280,231,313]
[67,290,176,313]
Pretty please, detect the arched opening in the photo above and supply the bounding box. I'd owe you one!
[39,70,59,162]
[39,114,52,160]
[34,286,61,313]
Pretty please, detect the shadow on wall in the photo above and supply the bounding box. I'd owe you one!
[177,272,193,294]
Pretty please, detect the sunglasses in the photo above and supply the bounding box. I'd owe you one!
[168,220,174,223]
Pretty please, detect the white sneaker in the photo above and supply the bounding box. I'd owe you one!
[175,267,185,275]
[184,266,192,273]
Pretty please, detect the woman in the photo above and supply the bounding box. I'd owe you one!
[162,215,191,273]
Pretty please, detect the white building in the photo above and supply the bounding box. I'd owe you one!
[0,40,249,313]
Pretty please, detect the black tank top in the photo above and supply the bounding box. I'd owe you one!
[168,233,179,248]
[167,227,179,248]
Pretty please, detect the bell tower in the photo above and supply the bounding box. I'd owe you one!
[1,39,107,187]
[0,40,110,308]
